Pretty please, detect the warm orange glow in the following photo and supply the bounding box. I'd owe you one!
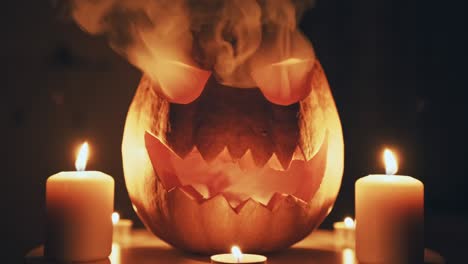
[75,142,89,171]
[112,212,120,225]
[344,217,355,228]
[231,246,243,261]
[272,57,306,66]
[141,59,211,104]
[132,204,139,213]
[110,243,121,264]
[250,56,314,105]
[383,149,398,175]
[342,248,356,264]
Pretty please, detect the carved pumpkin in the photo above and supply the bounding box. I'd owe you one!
[122,56,344,253]
[60,0,343,254]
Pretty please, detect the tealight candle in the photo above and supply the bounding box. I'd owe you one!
[355,149,424,264]
[211,246,267,264]
[112,212,133,244]
[333,216,355,248]
[45,142,114,262]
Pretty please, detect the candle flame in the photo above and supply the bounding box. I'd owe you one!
[75,142,89,171]
[231,246,243,261]
[112,212,120,225]
[383,148,398,175]
[344,217,355,228]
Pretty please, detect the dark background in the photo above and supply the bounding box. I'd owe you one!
[3,0,467,262]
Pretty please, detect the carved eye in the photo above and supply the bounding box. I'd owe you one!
[146,60,211,104]
[249,30,316,105]
[251,57,314,105]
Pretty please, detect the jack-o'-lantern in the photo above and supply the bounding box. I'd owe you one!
[65,0,344,254]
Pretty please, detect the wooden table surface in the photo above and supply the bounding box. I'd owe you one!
[25,229,445,264]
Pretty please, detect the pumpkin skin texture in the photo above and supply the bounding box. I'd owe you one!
[121,60,344,253]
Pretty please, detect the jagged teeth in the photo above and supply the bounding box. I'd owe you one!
[170,186,307,214]
[151,131,308,172]
[179,185,204,202]
[181,146,307,171]
[293,146,307,161]
[215,147,231,162]
[265,153,284,171]
[238,150,256,171]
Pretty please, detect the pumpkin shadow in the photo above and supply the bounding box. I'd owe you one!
[124,247,210,263]
[266,247,346,264]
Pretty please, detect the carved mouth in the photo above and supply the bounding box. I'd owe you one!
[145,131,328,210]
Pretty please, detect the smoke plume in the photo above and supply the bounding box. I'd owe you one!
[57,0,316,97]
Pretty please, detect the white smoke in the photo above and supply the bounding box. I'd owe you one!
[56,0,315,88]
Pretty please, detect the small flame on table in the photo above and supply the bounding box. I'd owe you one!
[344,217,355,228]
[112,212,120,225]
[231,245,243,262]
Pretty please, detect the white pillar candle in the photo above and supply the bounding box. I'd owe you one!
[211,246,267,264]
[45,142,114,262]
[355,149,424,264]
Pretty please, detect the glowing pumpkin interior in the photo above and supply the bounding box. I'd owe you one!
[144,69,329,208]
